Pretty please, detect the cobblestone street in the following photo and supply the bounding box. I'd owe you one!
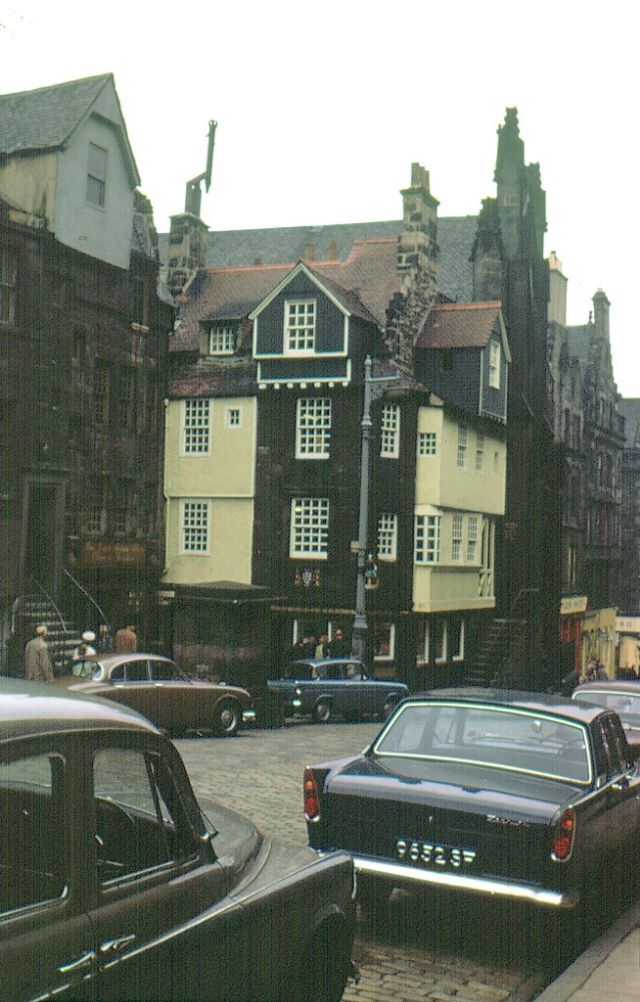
[175,723,545,1001]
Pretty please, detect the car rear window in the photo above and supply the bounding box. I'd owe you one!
[574,689,640,723]
[374,701,592,784]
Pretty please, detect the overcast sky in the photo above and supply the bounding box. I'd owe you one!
[1,1,638,397]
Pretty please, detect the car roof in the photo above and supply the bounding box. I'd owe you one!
[290,657,363,667]
[93,653,176,669]
[409,686,606,724]
[0,677,160,741]
[574,681,640,695]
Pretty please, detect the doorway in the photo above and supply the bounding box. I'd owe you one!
[22,481,64,597]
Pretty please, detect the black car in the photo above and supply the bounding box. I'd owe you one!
[303,687,640,913]
[268,658,408,723]
[572,679,640,758]
[0,678,356,1001]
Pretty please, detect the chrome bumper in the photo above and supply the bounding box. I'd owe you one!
[352,856,578,909]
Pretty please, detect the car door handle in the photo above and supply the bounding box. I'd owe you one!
[99,934,136,956]
[58,950,97,975]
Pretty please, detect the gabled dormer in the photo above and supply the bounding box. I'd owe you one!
[415,301,510,423]
[249,261,381,386]
[0,74,139,269]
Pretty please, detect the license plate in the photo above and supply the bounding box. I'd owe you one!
[396,838,477,869]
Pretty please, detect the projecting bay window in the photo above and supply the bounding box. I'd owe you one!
[377,513,397,561]
[380,404,400,458]
[295,398,331,458]
[285,299,316,353]
[414,513,441,564]
[182,399,211,455]
[467,516,479,562]
[290,497,329,558]
[181,500,211,554]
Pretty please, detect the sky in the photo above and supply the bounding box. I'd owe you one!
[1,1,638,396]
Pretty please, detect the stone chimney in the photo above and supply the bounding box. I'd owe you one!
[547,251,567,326]
[592,289,610,340]
[397,162,439,280]
[471,197,503,301]
[166,212,209,298]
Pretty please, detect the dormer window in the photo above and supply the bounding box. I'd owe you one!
[285,299,316,353]
[209,325,236,355]
[86,142,107,208]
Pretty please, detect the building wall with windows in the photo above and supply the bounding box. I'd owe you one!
[163,396,256,584]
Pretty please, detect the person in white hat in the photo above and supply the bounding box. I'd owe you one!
[73,630,96,661]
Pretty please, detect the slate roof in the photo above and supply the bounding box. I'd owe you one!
[618,399,640,446]
[417,301,502,350]
[0,74,113,156]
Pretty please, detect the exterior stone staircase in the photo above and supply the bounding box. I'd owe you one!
[12,596,82,674]
[465,617,528,688]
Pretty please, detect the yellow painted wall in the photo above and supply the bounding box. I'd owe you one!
[163,397,256,585]
[0,153,58,222]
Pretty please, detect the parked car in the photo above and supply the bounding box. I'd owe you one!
[0,677,356,1001]
[55,653,255,737]
[572,679,640,758]
[303,687,640,914]
[268,657,408,723]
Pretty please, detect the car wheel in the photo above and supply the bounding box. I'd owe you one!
[294,919,351,1002]
[313,699,332,724]
[382,697,398,719]
[213,700,240,737]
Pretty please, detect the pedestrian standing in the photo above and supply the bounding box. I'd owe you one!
[24,625,54,682]
[73,630,97,660]
[114,624,138,653]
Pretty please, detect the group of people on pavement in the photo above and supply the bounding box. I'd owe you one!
[285,628,351,661]
[24,622,138,680]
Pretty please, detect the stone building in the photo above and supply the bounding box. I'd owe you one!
[0,75,172,671]
[618,398,640,616]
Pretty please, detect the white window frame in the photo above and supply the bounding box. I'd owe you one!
[380,404,400,458]
[374,623,396,662]
[225,407,242,428]
[417,431,437,456]
[289,497,329,559]
[414,514,441,564]
[180,499,211,554]
[457,425,468,468]
[182,399,211,455]
[296,398,331,458]
[284,299,316,354]
[377,513,398,561]
[451,514,463,562]
[488,340,501,389]
[475,433,485,471]
[451,617,465,661]
[467,516,479,562]
[209,325,236,355]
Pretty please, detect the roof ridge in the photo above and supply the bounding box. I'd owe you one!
[432,300,501,311]
[0,73,112,101]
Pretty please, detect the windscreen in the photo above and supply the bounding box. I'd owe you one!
[574,689,640,727]
[374,701,591,783]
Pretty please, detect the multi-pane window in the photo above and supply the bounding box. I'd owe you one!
[285,299,316,352]
[87,142,107,207]
[467,515,479,561]
[119,369,135,429]
[417,431,437,456]
[374,623,395,661]
[377,513,398,561]
[112,481,128,534]
[415,514,441,564]
[181,500,210,553]
[451,514,463,561]
[183,399,211,454]
[226,407,241,428]
[94,363,110,424]
[380,404,400,458]
[488,340,501,389]
[290,497,329,558]
[209,325,236,355]
[475,433,485,471]
[0,245,16,324]
[296,398,331,458]
[457,425,467,467]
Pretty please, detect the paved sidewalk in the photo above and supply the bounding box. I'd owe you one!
[535,900,640,1001]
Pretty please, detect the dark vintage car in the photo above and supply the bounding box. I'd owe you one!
[268,658,409,723]
[0,677,356,1001]
[572,679,640,757]
[55,653,255,737]
[303,687,640,913]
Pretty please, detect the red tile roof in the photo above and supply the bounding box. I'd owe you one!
[417,301,502,349]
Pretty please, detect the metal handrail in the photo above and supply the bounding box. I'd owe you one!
[24,578,68,634]
[62,567,109,628]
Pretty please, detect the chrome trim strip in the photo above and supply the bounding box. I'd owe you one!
[352,856,577,909]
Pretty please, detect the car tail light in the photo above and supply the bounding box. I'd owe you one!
[303,767,321,821]
[551,808,576,862]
